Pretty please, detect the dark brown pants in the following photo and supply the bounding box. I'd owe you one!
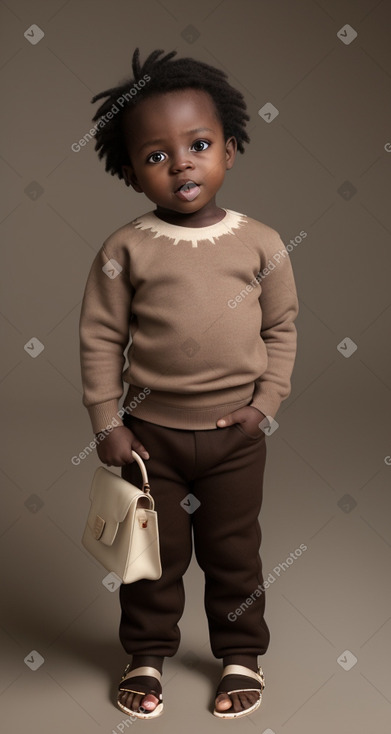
[119,414,270,660]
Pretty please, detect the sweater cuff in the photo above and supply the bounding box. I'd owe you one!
[87,399,124,435]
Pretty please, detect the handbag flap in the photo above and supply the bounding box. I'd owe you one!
[87,466,153,546]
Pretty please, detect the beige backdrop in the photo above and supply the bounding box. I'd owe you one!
[1,1,390,732]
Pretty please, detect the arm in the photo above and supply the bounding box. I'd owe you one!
[79,243,133,434]
[249,234,299,422]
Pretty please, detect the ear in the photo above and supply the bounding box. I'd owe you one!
[225,136,237,171]
[122,164,143,192]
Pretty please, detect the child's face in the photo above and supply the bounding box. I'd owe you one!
[121,88,237,220]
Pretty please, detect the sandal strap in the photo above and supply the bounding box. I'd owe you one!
[216,665,265,696]
[221,664,264,684]
[118,665,162,699]
[121,665,162,682]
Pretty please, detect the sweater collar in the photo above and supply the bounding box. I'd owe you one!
[133,208,248,247]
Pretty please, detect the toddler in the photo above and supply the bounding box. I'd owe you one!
[79,47,299,720]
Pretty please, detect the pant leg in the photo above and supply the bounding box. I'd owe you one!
[191,423,270,659]
[119,415,194,657]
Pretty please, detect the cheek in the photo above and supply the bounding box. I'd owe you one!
[211,150,227,171]
[210,164,227,184]
[141,171,161,187]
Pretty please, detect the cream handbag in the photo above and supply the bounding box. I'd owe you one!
[82,451,162,584]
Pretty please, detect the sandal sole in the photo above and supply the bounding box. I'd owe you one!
[117,698,164,719]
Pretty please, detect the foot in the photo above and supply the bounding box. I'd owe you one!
[215,689,260,714]
[213,664,265,718]
[117,665,163,718]
[118,689,160,715]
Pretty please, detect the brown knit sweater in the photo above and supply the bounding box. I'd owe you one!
[79,208,299,434]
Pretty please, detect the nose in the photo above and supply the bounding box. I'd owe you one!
[169,150,194,173]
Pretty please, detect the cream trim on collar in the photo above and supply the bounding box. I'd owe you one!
[132,208,248,247]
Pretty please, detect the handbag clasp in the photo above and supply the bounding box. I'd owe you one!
[93,515,105,540]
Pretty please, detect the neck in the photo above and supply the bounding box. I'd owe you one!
[154,201,226,228]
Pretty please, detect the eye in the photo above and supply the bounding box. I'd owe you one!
[191,140,210,152]
[146,151,166,164]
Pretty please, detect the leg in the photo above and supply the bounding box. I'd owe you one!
[118,416,195,715]
[191,423,270,715]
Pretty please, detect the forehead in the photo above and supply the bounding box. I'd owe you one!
[122,88,222,138]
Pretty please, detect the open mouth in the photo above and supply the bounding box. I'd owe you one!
[175,180,201,202]
[175,181,199,193]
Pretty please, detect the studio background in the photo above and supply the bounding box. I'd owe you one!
[1,1,390,732]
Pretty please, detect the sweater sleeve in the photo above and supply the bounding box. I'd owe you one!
[79,243,133,434]
[249,233,299,422]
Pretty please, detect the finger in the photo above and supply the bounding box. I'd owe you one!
[216,414,232,427]
[130,438,150,459]
[217,407,249,427]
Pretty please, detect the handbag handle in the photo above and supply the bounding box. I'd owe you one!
[131,450,151,494]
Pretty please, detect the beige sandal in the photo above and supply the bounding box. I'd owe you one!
[117,665,163,719]
[213,664,265,718]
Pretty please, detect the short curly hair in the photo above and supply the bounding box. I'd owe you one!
[91,48,250,180]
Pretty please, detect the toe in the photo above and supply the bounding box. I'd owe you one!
[237,691,258,709]
[139,694,159,712]
[119,691,135,710]
[130,693,143,711]
[215,693,233,711]
[229,693,244,713]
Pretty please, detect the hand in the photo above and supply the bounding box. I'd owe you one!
[95,426,150,467]
[216,406,268,438]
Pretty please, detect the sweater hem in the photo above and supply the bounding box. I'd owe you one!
[122,384,255,429]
